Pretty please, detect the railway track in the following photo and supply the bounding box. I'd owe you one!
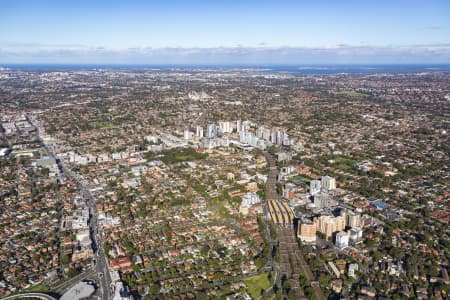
[263,151,325,300]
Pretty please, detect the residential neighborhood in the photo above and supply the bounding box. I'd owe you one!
[0,66,449,300]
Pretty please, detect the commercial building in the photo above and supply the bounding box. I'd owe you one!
[113,281,134,300]
[276,152,292,162]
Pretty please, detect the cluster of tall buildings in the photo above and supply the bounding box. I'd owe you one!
[309,176,337,209]
[189,121,233,140]
[296,174,366,247]
[184,122,231,149]
[314,215,346,238]
[298,208,363,243]
[238,120,291,149]
[310,175,336,196]
[184,120,292,150]
[335,227,363,248]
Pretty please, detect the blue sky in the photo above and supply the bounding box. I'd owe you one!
[1,0,449,64]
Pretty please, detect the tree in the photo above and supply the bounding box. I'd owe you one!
[60,253,70,265]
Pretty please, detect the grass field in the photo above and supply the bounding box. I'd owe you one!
[25,283,51,293]
[244,272,273,299]
[331,155,357,171]
[291,174,312,184]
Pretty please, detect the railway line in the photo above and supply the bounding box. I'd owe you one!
[263,151,325,300]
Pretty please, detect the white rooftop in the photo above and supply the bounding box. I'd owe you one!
[60,282,95,300]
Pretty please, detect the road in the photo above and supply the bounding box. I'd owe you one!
[28,116,112,300]
[0,293,56,300]
[62,167,112,300]
[53,268,95,295]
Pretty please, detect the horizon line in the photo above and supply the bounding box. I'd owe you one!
[3,62,450,66]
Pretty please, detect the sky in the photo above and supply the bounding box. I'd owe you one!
[1,0,449,64]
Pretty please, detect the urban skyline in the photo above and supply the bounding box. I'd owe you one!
[0,2,449,300]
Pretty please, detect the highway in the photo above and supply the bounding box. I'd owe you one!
[28,116,112,300]
[62,167,112,300]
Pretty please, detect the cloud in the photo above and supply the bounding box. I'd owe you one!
[1,42,87,49]
[1,44,449,64]
[422,26,446,31]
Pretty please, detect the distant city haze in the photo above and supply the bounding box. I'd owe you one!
[1,0,449,64]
